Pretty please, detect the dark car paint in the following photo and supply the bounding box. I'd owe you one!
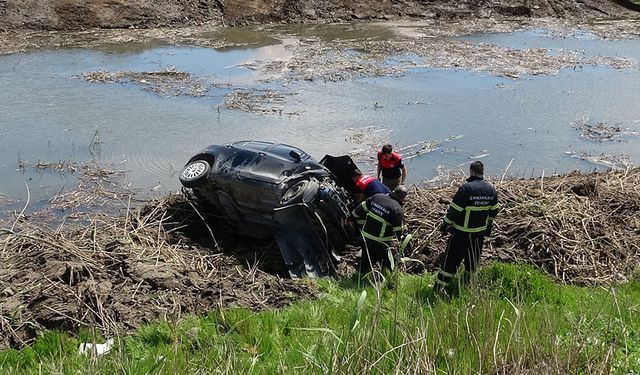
[180,141,358,278]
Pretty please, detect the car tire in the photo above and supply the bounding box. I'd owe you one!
[179,160,211,188]
[282,179,321,205]
[281,180,309,205]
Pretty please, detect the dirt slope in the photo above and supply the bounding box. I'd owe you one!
[0,0,637,31]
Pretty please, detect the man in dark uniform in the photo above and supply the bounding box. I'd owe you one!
[349,185,410,273]
[351,168,390,203]
[435,161,499,294]
[377,144,407,190]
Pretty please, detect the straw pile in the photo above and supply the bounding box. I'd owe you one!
[403,168,640,284]
[1,167,639,349]
[0,196,314,350]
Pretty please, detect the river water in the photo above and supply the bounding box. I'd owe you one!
[1,23,639,211]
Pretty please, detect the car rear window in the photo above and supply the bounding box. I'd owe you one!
[232,141,273,152]
[268,144,310,161]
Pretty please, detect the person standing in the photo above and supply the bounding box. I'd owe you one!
[377,144,407,190]
[349,185,410,273]
[435,161,499,294]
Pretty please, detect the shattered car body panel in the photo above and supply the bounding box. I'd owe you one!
[179,141,356,278]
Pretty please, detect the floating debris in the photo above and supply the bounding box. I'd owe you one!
[399,140,440,161]
[584,55,635,70]
[567,151,633,170]
[469,152,490,159]
[221,89,300,115]
[345,126,390,170]
[445,135,464,142]
[80,69,212,97]
[30,160,82,173]
[423,164,466,186]
[570,116,639,142]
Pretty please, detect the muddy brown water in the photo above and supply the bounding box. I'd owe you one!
[1,22,640,211]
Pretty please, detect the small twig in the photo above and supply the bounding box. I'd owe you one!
[10,182,30,232]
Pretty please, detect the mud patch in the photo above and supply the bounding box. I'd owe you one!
[1,162,319,350]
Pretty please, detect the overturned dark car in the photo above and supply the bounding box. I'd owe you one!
[179,141,359,278]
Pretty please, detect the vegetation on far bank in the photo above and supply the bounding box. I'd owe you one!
[1,264,639,374]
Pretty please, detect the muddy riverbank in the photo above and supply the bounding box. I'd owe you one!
[1,0,639,32]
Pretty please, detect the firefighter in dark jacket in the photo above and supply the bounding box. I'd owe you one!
[435,161,499,293]
[349,185,410,273]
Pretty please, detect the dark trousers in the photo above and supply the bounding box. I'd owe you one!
[435,231,484,288]
[359,239,392,273]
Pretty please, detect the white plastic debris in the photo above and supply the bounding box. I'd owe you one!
[78,338,114,356]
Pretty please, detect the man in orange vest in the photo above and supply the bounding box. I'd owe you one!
[377,144,407,190]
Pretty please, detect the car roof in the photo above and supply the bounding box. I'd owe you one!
[231,141,310,161]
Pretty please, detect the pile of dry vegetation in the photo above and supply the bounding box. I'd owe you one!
[1,167,639,350]
[0,192,315,350]
[404,167,640,284]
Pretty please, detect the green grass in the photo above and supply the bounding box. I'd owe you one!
[1,263,640,374]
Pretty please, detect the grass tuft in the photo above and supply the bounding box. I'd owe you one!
[2,265,640,374]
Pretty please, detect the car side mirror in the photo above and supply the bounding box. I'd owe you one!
[289,150,301,162]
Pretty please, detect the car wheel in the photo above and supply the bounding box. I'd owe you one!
[282,179,321,205]
[179,160,211,188]
[281,180,309,205]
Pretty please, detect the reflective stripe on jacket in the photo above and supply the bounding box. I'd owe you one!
[444,176,499,234]
[351,193,404,244]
